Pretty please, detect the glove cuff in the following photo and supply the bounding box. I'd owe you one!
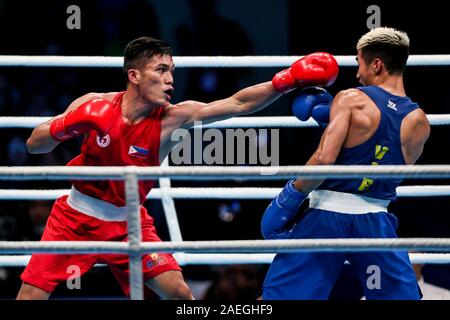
[272,69,296,93]
[49,117,71,141]
[275,179,307,211]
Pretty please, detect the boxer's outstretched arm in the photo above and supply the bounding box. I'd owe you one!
[26,93,102,154]
[174,53,338,127]
[175,81,282,127]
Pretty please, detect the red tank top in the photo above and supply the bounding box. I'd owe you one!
[67,91,163,206]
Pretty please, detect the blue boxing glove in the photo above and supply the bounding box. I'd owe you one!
[311,103,330,128]
[292,87,332,127]
[261,180,307,239]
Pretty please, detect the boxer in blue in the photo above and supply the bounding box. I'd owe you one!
[261,27,430,300]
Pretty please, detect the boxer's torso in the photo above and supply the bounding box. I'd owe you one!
[318,85,420,201]
[67,91,164,206]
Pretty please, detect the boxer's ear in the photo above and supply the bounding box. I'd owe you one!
[373,58,383,75]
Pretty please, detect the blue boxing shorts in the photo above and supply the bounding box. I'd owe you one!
[262,190,421,300]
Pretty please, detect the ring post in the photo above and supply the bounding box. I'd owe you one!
[125,168,143,300]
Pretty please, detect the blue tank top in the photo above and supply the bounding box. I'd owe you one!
[317,86,419,201]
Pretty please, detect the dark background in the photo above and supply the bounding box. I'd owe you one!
[0,0,449,299]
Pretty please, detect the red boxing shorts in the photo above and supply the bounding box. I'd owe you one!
[21,194,181,295]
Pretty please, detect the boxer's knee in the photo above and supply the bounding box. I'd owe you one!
[17,282,50,300]
[146,270,194,300]
[170,280,194,300]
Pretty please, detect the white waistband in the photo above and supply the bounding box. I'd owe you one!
[309,190,389,214]
[67,186,130,221]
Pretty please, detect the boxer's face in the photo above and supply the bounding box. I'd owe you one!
[135,54,175,107]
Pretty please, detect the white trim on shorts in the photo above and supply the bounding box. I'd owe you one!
[309,189,390,214]
[66,186,130,221]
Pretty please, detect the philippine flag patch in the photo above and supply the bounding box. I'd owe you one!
[128,145,149,159]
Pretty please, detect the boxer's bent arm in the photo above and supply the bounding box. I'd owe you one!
[294,91,352,193]
[177,82,282,127]
[26,93,102,154]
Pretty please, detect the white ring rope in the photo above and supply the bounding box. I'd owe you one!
[0,185,449,200]
[176,253,450,265]
[0,165,450,180]
[1,238,450,254]
[2,114,450,129]
[202,114,450,127]
[0,55,449,67]
[1,253,449,267]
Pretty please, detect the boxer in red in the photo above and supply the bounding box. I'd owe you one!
[17,37,338,299]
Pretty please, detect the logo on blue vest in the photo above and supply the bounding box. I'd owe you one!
[128,145,149,159]
[387,100,397,111]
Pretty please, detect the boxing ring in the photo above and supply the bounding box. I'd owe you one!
[1,55,450,300]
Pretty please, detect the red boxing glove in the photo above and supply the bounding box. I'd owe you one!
[272,52,339,93]
[50,99,117,141]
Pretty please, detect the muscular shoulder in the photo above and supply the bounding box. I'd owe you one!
[160,103,187,130]
[82,92,119,102]
[401,108,430,163]
[162,102,187,118]
[334,89,366,106]
[63,92,119,114]
[406,108,429,125]
[162,100,207,128]
[331,89,366,112]
[170,100,207,112]
[403,108,430,140]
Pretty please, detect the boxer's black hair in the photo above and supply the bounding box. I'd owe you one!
[123,37,172,82]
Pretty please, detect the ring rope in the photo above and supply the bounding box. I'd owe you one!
[1,253,449,267]
[1,185,449,200]
[0,165,450,180]
[176,253,450,265]
[0,55,449,67]
[2,238,450,254]
[2,114,450,129]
